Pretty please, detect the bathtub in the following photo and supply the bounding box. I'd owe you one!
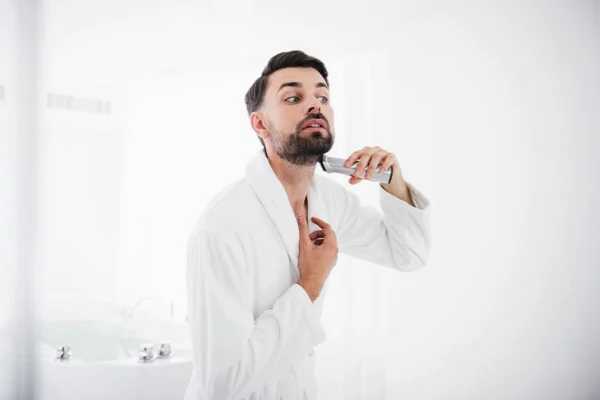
[37,299,193,400]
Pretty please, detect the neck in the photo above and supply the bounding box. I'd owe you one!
[266,152,316,217]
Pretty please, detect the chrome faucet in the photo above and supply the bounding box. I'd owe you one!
[138,344,156,363]
[56,345,71,361]
[123,297,176,363]
[138,342,172,363]
[157,341,172,358]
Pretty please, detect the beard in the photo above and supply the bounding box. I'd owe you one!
[269,115,334,166]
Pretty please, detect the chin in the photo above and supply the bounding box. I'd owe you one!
[310,129,332,138]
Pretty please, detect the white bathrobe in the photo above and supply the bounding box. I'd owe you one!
[184,150,432,400]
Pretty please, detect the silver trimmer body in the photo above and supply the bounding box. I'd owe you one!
[318,155,393,184]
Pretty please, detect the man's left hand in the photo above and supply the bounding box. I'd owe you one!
[344,146,415,206]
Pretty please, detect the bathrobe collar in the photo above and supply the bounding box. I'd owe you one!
[245,150,322,278]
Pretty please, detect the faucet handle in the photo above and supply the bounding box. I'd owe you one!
[157,341,172,358]
[56,345,71,361]
[138,344,156,363]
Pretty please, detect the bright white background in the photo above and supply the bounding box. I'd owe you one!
[2,0,600,398]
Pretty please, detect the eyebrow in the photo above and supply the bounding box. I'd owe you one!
[277,81,329,93]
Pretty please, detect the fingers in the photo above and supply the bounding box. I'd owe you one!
[348,176,362,185]
[310,216,333,234]
[353,146,380,178]
[344,147,368,168]
[297,215,309,244]
[364,150,388,180]
[344,146,384,179]
[377,153,397,174]
[300,216,337,249]
[309,230,325,241]
[311,217,338,247]
[350,146,377,177]
[310,230,325,246]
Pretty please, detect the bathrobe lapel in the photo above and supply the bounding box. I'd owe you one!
[245,150,324,279]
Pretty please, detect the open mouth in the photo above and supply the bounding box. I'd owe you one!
[302,119,326,131]
[303,125,324,131]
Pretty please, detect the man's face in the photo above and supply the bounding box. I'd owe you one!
[255,67,335,166]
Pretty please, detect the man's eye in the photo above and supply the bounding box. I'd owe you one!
[285,96,300,103]
[318,96,328,103]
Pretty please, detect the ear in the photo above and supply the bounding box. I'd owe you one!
[250,111,269,140]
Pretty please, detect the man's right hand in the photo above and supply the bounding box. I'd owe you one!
[296,215,339,302]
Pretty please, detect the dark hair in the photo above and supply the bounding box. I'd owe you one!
[244,50,330,156]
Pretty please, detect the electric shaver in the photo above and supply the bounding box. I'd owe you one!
[318,155,393,184]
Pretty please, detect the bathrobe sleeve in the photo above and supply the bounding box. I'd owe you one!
[186,229,326,400]
[335,181,432,272]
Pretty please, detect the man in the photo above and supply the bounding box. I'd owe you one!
[184,50,431,400]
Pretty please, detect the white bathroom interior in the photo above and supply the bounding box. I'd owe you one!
[1,0,599,399]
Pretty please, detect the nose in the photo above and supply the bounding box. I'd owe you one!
[306,96,322,114]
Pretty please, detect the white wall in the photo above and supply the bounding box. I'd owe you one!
[356,3,600,398]
[22,0,600,398]
[0,0,18,397]
[37,91,126,305]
